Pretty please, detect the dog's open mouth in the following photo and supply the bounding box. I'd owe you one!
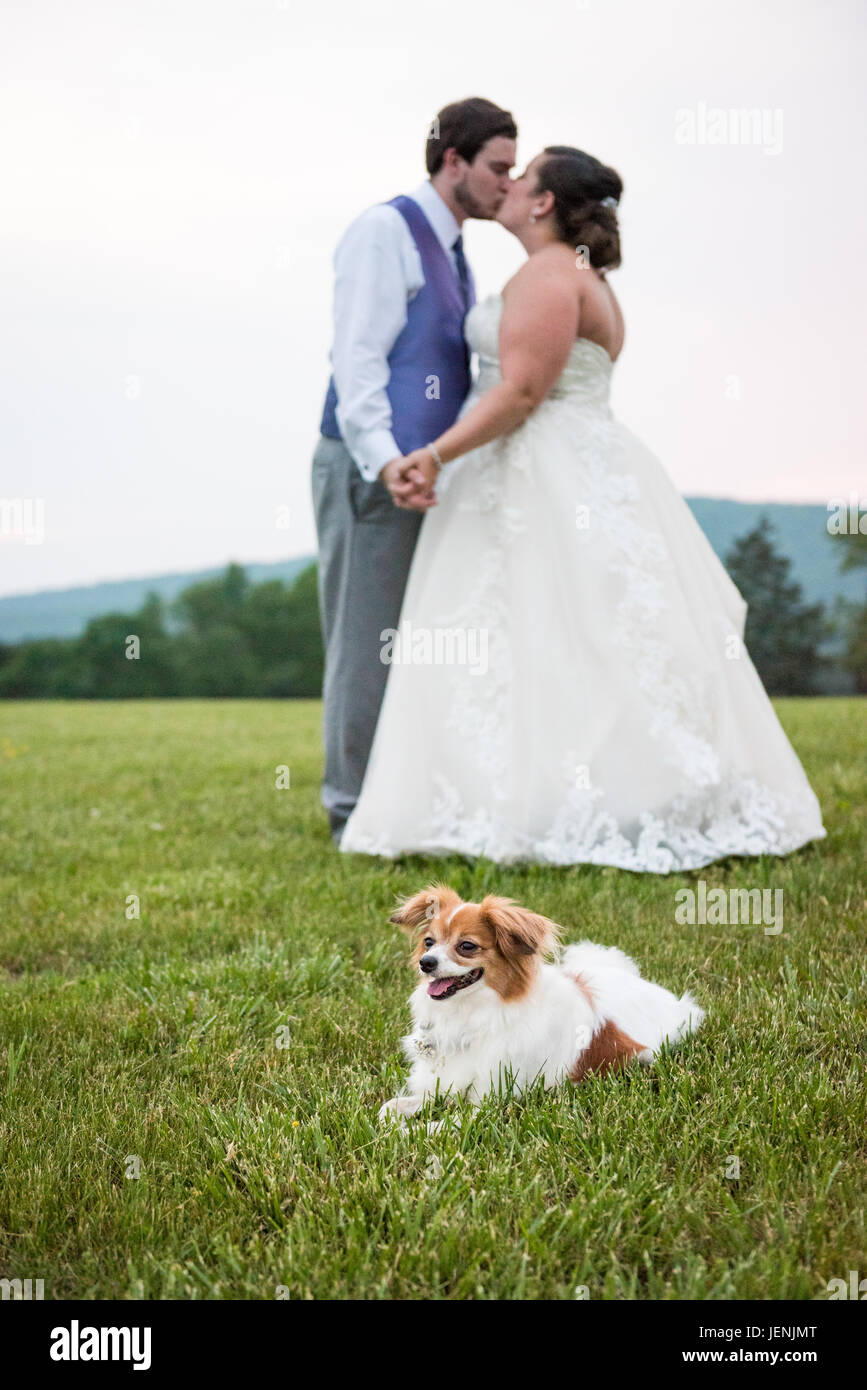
[427,968,483,1000]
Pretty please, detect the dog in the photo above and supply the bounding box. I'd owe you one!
[379,883,705,1123]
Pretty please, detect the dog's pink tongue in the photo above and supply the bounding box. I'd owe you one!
[428,977,454,997]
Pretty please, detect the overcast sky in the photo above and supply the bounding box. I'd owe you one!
[1,0,865,596]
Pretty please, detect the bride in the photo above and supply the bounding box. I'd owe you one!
[339,146,826,871]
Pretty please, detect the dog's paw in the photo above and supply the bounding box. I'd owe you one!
[378,1095,424,1125]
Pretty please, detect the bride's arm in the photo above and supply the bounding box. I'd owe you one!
[432,256,579,466]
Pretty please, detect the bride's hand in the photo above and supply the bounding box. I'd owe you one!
[401,448,440,502]
[381,452,438,511]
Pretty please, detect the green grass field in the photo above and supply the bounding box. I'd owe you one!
[0,698,864,1300]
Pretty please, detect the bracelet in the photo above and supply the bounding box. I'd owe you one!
[426,442,444,470]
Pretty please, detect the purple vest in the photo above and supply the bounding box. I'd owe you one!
[320,195,474,453]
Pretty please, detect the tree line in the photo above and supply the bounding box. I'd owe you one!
[0,562,323,698]
[0,522,864,698]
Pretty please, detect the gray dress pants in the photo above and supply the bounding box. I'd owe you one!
[311,435,423,837]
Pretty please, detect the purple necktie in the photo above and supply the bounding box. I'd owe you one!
[452,234,475,313]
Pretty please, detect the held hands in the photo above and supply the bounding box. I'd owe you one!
[380,449,440,511]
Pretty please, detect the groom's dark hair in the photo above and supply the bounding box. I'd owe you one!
[426,98,517,174]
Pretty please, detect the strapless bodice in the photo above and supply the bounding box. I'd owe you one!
[466,292,613,409]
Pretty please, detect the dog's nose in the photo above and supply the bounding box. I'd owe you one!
[419,954,438,973]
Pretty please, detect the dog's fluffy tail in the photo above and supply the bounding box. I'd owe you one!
[561,941,705,1057]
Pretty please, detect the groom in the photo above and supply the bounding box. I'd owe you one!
[312,97,517,841]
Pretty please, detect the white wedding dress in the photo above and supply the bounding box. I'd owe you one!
[340,293,826,871]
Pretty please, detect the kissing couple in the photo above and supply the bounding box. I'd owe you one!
[311,96,825,871]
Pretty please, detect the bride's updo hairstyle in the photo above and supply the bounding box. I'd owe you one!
[535,146,623,270]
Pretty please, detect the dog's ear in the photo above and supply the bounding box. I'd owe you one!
[389,883,450,934]
[479,895,561,959]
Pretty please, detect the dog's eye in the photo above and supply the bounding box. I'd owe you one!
[423,937,435,948]
[457,941,478,954]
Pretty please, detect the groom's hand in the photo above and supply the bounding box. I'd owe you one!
[380,456,437,511]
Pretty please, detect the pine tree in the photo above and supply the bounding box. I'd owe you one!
[724,518,828,694]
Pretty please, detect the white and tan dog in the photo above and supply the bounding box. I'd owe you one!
[379,883,705,1123]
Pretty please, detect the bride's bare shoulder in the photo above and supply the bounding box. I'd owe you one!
[503,244,582,297]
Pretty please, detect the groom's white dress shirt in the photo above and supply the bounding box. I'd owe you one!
[327,180,464,482]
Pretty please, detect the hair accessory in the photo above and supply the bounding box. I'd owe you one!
[600,196,618,209]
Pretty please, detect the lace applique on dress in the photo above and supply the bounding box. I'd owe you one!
[339,294,826,871]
